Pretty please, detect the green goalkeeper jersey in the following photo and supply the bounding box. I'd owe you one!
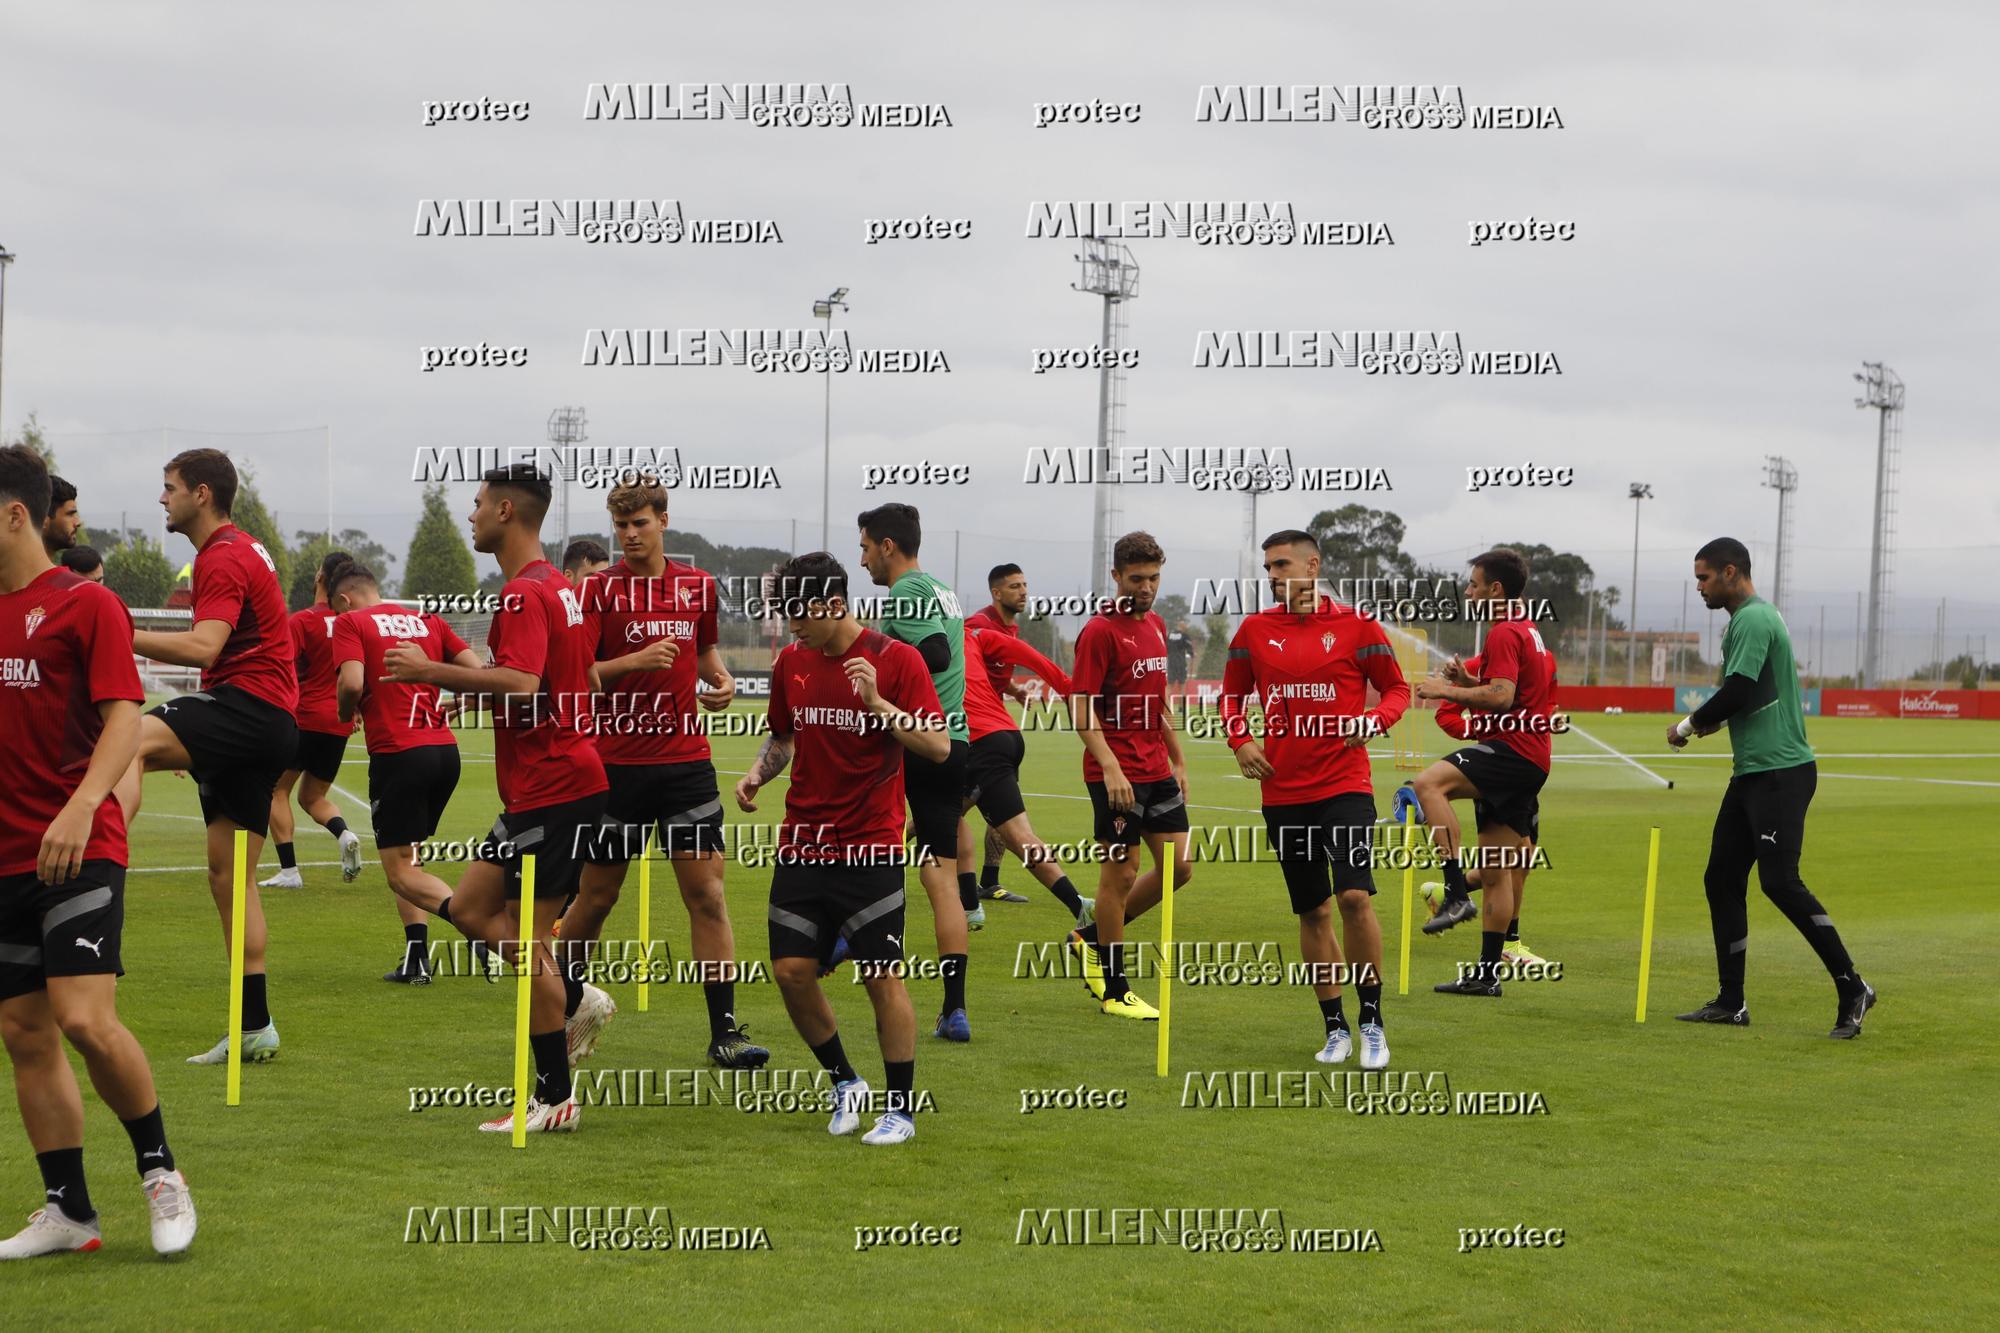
[1718,595,1814,776]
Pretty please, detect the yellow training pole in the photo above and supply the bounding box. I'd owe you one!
[636,847,652,1014]
[512,855,536,1147]
[226,829,247,1106]
[1635,827,1661,1023]
[1155,841,1176,1077]
[1398,819,1414,996]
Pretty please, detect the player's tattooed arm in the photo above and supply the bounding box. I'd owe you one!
[733,734,794,811]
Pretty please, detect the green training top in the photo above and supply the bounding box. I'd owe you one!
[1718,595,1814,776]
[881,568,967,743]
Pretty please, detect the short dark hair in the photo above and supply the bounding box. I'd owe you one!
[166,448,237,516]
[1694,537,1751,577]
[1261,529,1318,552]
[482,463,552,526]
[329,562,378,597]
[1113,531,1164,570]
[1469,547,1529,599]
[49,475,77,509]
[563,538,610,572]
[0,445,52,527]
[774,552,848,613]
[61,545,103,576]
[857,503,922,558]
[318,548,353,587]
[987,563,1023,586]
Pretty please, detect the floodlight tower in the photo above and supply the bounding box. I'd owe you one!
[0,242,14,433]
[812,287,849,551]
[1626,482,1652,685]
[1853,362,1904,687]
[548,406,587,551]
[1761,456,1798,617]
[1073,239,1139,599]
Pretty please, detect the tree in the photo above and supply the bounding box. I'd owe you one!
[1307,504,1417,588]
[1019,611,1062,665]
[1196,613,1231,679]
[103,534,175,607]
[402,482,477,598]
[289,527,398,608]
[5,410,54,468]
[230,475,292,600]
[1487,540,1596,650]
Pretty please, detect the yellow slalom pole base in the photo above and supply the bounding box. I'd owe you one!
[1156,841,1176,1078]
[637,848,652,1014]
[1398,820,1414,997]
[513,855,536,1148]
[227,829,247,1107]
[1635,827,1661,1023]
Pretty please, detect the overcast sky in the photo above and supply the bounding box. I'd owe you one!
[3,0,1994,673]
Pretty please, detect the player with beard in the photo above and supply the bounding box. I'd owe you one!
[259,550,364,890]
[1064,532,1192,1020]
[964,564,1033,904]
[734,553,945,1146]
[41,476,80,559]
[116,449,299,1065]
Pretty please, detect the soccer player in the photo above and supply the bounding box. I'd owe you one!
[330,560,481,984]
[563,539,610,587]
[1669,538,1874,1037]
[569,479,767,1069]
[732,552,945,1146]
[40,475,80,558]
[0,445,194,1259]
[381,464,610,1132]
[959,620,1093,934]
[856,504,976,1040]
[259,550,364,890]
[58,547,104,583]
[1065,531,1193,1020]
[1410,549,1557,998]
[965,564,1033,903]
[1222,530,1408,1067]
[1409,678,1551,967]
[116,449,299,1064]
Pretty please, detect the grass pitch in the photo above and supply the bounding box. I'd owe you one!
[6,710,1998,1328]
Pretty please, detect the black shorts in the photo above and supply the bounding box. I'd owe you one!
[368,745,462,849]
[905,740,970,862]
[475,790,609,902]
[150,684,299,837]
[1446,742,1547,839]
[582,760,725,864]
[1087,775,1191,846]
[290,729,350,784]
[767,862,905,967]
[965,731,1027,827]
[0,862,127,1001]
[1262,793,1377,912]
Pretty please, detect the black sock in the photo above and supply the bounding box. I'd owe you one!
[327,816,349,839]
[810,1033,858,1084]
[242,972,270,1030]
[1319,995,1347,1034]
[121,1104,174,1176]
[562,961,584,1019]
[885,1059,915,1116]
[1506,917,1519,942]
[1077,921,1099,945]
[957,872,981,912]
[435,895,453,925]
[1442,859,1470,900]
[940,953,967,1014]
[35,1147,92,1222]
[276,841,296,871]
[1102,942,1130,1000]
[703,980,737,1041]
[1358,983,1383,1027]
[980,862,1002,891]
[529,1029,570,1104]
[1480,931,1505,969]
[1048,875,1085,916]
[402,922,428,970]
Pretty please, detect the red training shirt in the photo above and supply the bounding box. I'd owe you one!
[766,628,942,863]
[290,602,356,737]
[0,569,145,873]
[330,607,469,754]
[1477,616,1559,772]
[580,558,720,766]
[486,560,608,811]
[1221,598,1410,805]
[1069,610,1172,783]
[963,623,1070,742]
[966,603,1021,698]
[191,523,298,712]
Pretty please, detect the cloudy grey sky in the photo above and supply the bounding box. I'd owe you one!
[3,0,1994,673]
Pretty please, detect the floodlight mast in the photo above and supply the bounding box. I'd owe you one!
[1853,362,1903,687]
[1072,239,1139,600]
[813,287,849,551]
[548,407,587,551]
